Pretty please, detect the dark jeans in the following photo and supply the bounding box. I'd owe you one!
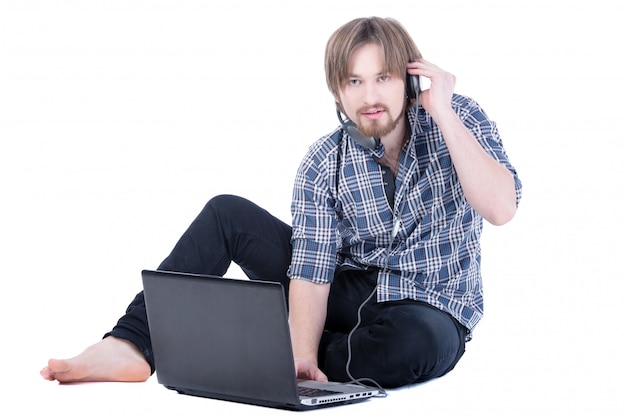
[106,194,467,388]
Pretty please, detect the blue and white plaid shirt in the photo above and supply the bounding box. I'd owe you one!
[288,94,522,333]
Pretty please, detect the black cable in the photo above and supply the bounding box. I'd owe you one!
[336,105,417,398]
[343,283,388,397]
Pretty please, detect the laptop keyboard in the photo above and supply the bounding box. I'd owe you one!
[298,386,341,397]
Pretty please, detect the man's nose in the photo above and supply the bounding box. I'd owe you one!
[362,82,380,104]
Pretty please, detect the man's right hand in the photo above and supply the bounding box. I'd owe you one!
[294,357,329,382]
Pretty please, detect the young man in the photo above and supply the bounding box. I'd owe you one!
[41,17,522,388]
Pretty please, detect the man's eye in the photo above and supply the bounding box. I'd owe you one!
[379,75,390,82]
[348,79,360,86]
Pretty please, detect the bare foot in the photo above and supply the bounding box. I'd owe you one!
[40,336,151,383]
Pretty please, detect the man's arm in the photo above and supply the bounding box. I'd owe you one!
[409,59,518,226]
[288,278,331,382]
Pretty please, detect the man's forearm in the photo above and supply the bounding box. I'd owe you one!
[435,108,517,225]
[288,279,331,364]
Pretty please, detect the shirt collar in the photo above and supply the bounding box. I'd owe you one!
[407,104,433,136]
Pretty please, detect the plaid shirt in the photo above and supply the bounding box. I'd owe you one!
[288,94,522,333]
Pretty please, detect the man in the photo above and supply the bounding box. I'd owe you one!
[41,17,522,388]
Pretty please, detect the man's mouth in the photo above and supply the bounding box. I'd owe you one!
[361,108,385,120]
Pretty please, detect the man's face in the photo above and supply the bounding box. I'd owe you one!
[335,43,406,139]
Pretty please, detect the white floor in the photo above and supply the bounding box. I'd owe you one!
[20,322,625,417]
[2,1,625,416]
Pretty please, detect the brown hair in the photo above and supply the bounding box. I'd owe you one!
[324,17,422,98]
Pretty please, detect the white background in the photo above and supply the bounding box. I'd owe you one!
[1,0,624,416]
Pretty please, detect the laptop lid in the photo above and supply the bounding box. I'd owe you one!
[141,269,379,410]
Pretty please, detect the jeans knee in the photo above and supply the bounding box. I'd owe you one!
[363,303,466,386]
[205,194,242,214]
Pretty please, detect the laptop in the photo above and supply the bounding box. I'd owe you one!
[141,269,380,410]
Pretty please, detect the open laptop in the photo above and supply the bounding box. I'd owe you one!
[141,269,380,410]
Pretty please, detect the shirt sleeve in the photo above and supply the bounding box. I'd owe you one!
[288,136,340,285]
[455,94,523,206]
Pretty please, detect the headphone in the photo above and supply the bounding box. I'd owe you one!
[337,73,420,149]
[339,74,420,394]
[333,76,421,392]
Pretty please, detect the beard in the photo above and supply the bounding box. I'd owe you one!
[354,104,405,138]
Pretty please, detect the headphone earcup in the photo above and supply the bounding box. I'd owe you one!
[406,74,420,101]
